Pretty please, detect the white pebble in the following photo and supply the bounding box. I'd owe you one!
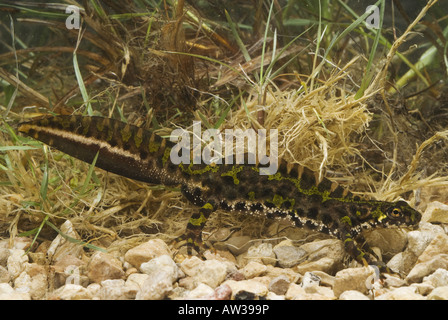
[186,283,214,299]
[423,268,448,287]
[140,255,179,283]
[7,249,28,279]
[135,270,173,300]
[428,286,448,300]
[339,290,370,300]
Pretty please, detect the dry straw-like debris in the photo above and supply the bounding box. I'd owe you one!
[228,58,372,183]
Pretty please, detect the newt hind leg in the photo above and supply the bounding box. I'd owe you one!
[174,202,216,255]
[343,231,392,273]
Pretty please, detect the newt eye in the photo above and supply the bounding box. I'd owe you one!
[390,208,402,218]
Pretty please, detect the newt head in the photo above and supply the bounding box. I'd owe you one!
[381,200,421,229]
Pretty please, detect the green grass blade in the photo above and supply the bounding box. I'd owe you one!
[80,151,99,195]
[0,145,38,151]
[355,0,385,99]
[321,0,382,63]
[45,220,107,252]
[73,47,93,115]
[40,148,49,203]
[26,215,49,254]
[225,9,251,62]
[259,0,275,85]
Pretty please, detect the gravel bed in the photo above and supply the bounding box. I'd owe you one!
[1,201,448,300]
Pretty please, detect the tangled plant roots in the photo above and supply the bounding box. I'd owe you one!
[229,60,372,182]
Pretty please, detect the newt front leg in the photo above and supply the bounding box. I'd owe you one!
[175,201,216,254]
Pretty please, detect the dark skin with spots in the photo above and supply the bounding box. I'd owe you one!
[18,115,422,270]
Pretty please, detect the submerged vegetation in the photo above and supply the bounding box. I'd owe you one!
[0,0,447,252]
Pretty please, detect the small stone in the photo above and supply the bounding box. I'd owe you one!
[53,254,85,272]
[180,256,203,277]
[213,284,232,300]
[135,270,173,300]
[180,257,228,289]
[124,273,148,299]
[246,243,276,266]
[264,265,300,282]
[28,252,46,265]
[388,224,445,274]
[178,276,197,290]
[222,279,268,299]
[124,239,171,269]
[140,255,179,283]
[306,285,335,299]
[241,261,267,279]
[135,255,180,300]
[382,274,406,288]
[294,257,336,275]
[203,249,237,265]
[427,286,448,300]
[299,239,345,263]
[0,283,14,295]
[252,276,271,288]
[224,236,252,256]
[273,245,306,268]
[55,265,89,289]
[417,233,448,262]
[295,239,345,274]
[16,263,48,300]
[285,283,306,300]
[167,286,188,300]
[410,282,434,296]
[86,283,101,299]
[125,273,149,292]
[47,220,83,263]
[409,223,445,257]
[226,270,245,281]
[422,201,448,224]
[423,268,448,287]
[266,292,285,300]
[0,248,10,267]
[125,267,138,277]
[311,271,335,288]
[299,272,334,298]
[0,265,10,283]
[406,254,448,284]
[13,271,31,294]
[186,283,215,299]
[234,290,259,300]
[53,254,87,288]
[99,279,132,300]
[333,267,374,297]
[386,251,417,275]
[288,287,334,300]
[364,229,407,259]
[375,286,425,300]
[301,272,321,290]
[269,275,290,295]
[195,259,228,288]
[406,232,430,259]
[11,237,33,251]
[206,227,232,244]
[339,290,370,300]
[0,283,30,300]
[7,249,28,279]
[35,241,51,254]
[50,284,92,300]
[87,252,125,283]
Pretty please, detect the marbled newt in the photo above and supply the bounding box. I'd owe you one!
[17,115,421,269]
